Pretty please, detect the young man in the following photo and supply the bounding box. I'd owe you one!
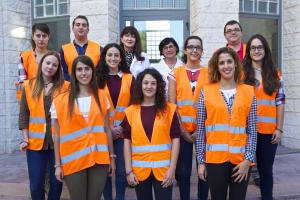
[223,20,246,61]
[59,15,103,81]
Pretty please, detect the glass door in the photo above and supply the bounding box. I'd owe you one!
[121,16,189,65]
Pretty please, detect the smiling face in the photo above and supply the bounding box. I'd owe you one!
[224,23,243,45]
[41,55,59,79]
[250,38,265,63]
[72,18,89,39]
[120,33,136,51]
[184,38,203,63]
[142,74,157,100]
[75,61,92,86]
[218,53,236,82]
[32,29,49,49]
[105,47,121,72]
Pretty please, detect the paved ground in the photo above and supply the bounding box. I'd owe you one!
[0,145,300,200]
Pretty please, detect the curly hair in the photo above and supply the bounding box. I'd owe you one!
[208,47,243,83]
[96,43,130,89]
[131,68,168,117]
[243,34,280,95]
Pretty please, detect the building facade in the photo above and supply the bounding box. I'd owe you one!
[0,0,299,154]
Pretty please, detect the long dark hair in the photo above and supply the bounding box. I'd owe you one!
[131,68,168,117]
[243,34,280,95]
[29,51,64,99]
[30,23,50,49]
[208,47,243,83]
[68,55,102,117]
[182,36,203,63]
[96,43,130,89]
[120,26,145,61]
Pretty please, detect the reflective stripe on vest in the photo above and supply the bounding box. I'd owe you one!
[206,144,228,151]
[257,116,276,123]
[257,99,276,106]
[113,120,122,126]
[177,99,193,106]
[132,160,171,168]
[90,126,105,132]
[229,146,246,153]
[230,126,246,134]
[28,132,45,139]
[60,127,88,143]
[116,106,126,113]
[180,116,194,123]
[109,111,115,117]
[30,117,46,123]
[61,146,91,164]
[206,124,229,132]
[132,143,171,153]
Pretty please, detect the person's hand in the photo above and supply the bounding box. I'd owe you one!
[271,129,282,144]
[55,166,64,182]
[108,158,116,177]
[181,129,193,143]
[126,172,139,187]
[198,163,207,181]
[232,160,251,183]
[111,126,122,140]
[190,131,197,143]
[19,141,28,153]
[161,168,175,188]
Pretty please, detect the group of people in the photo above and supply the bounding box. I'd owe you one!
[17,15,284,200]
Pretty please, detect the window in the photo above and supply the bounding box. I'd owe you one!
[239,0,279,14]
[123,0,186,9]
[34,0,70,18]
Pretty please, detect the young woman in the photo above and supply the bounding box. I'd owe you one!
[96,43,135,200]
[122,68,180,200]
[168,36,209,200]
[16,23,51,103]
[196,47,257,200]
[243,34,285,200]
[120,26,151,78]
[154,37,183,97]
[18,51,67,200]
[52,55,116,200]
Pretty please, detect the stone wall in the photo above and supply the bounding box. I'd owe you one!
[282,1,300,149]
[69,0,119,45]
[0,0,31,154]
[190,0,239,66]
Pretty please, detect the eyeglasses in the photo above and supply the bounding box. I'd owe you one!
[225,28,241,34]
[186,45,203,51]
[163,45,175,51]
[250,45,264,52]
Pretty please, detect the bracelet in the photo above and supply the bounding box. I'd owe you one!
[110,154,117,158]
[20,141,29,145]
[276,128,283,133]
[125,171,132,176]
[54,164,62,168]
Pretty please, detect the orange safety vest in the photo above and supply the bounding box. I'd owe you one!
[103,72,133,138]
[54,90,110,176]
[23,79,69,150]
[125,102,176,181]
[62,40,100,74]
[203,83,254,165]
[174,66,208,132]
[15,50,39,104]
[255,72,281,134]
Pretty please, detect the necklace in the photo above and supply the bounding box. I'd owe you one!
[44,81,52,88]
[253,67,261,74]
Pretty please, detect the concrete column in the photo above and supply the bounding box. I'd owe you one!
[282,1,300,149]
[190,0,239,65]
[0,0,31,154]
[69,0,119,46]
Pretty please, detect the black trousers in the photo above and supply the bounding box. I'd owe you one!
[206,162,252,200]
[135,172,173,200]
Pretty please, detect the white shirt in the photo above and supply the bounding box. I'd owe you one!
[130,52,151,78]
[154,58,183,98]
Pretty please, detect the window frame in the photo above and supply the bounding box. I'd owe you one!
[32,0,70,19]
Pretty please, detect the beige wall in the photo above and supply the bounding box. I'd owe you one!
[281,1,300,149]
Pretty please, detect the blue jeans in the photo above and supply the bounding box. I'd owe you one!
[26,149,62,200]
[178,136,193,200]
[256,133,278,200]
[103,138,126,200]
[196,162,210,200]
